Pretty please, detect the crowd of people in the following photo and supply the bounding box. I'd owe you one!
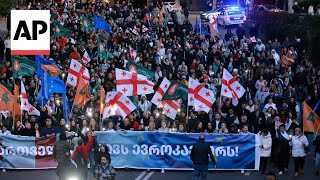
[1,0,320,178]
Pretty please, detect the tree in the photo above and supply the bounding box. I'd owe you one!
[0,0,18,17]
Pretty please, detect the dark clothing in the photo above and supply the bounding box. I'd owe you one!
[293,157,305,173]
[22,128,36,136]
[314,136,320,153]
[250,111,266,133]
[236,27,245,39]
[193,164,208,180]
[211,120,225,131]
[53,140,74,163]
[40,126,60,137]
[191,140,215,180]
[276,134,290,172]
[13,127,25,136]
[190,140,216,165]
[260,157,268,173]
[94,150,111,165]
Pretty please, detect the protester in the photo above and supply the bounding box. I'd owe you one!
[289,127,309,177]
[275,124,290,175]
[314,135,320,176]
[96,156,116,180]
[40,119,60,137]
[71,132,95,180]
[259,129,272,174]
[53,133,75,180]
[190,134,216,180]
[0,1,319,178]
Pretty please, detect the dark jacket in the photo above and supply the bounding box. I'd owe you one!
[190,140,216,165]
[40,125,61,137]
[313,135,320,153]
[53,140,74,163]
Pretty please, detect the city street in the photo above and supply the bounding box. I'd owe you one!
[0,154,319,180]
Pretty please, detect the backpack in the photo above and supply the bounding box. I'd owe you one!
[74,148,86,167]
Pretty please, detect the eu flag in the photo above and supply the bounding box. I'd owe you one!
[200,19,210,36]
[63,93,71,122]
[36,71,67,106]
[93,13,113,34]
[194,17,199,33]
[314,100,320,113]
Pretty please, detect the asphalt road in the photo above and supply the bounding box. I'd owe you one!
[0,154,319,180]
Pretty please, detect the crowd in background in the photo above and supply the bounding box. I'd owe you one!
[0,0,320,177]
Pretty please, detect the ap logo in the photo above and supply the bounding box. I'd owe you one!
[11,10,50,55]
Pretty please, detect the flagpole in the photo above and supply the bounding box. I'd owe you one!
[199,16,202,34]
[183,29,186,60]
[13,79,16,130]
[314,122,320,140]
[69,103,74,120]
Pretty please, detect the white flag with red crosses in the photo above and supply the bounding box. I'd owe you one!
[116,68,154,96]
[161,99,181,120]
[82,50,91,64]
[66,59,90,87]
[20,82,40,116]
[188,77,215,113]
[129,46,137,61]
[131,26,139,35]
[142,25,148,33]
[151,77,170,107]
[102,91,136,118]
[221,68,245,99]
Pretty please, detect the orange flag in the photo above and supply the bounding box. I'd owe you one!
[158,5,165,23]
[100,86,106,114]
[281,51,295,67]
[13,84,22,120]
[74,77,90,108]
[303,102,320,133]
[0,83,15,112]
[41,64,63,76]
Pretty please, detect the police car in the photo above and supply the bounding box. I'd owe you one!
[217,8,246,27]
[201,5,244,21]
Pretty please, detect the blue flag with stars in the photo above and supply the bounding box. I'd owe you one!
[63,93,71,122]
[200,19,210,36]
[36,71,66,106]
[194,17,199,33]
[93,13,113,34]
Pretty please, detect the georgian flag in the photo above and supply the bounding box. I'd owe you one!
[21,82,40,116]
[161,99,181,120]
[102,91,136,118]
[188,77,215,113]
[131,26,139,35]
[129,46,137,61]
[185,41,191,49]
[151,77,170,107]
[66,59,90,87]
[250,36,257,42]
[210,15,218,32]
[82,50,91,64]
[116,68,154,96]
[221,68,245,99]
[142,25,148,33]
